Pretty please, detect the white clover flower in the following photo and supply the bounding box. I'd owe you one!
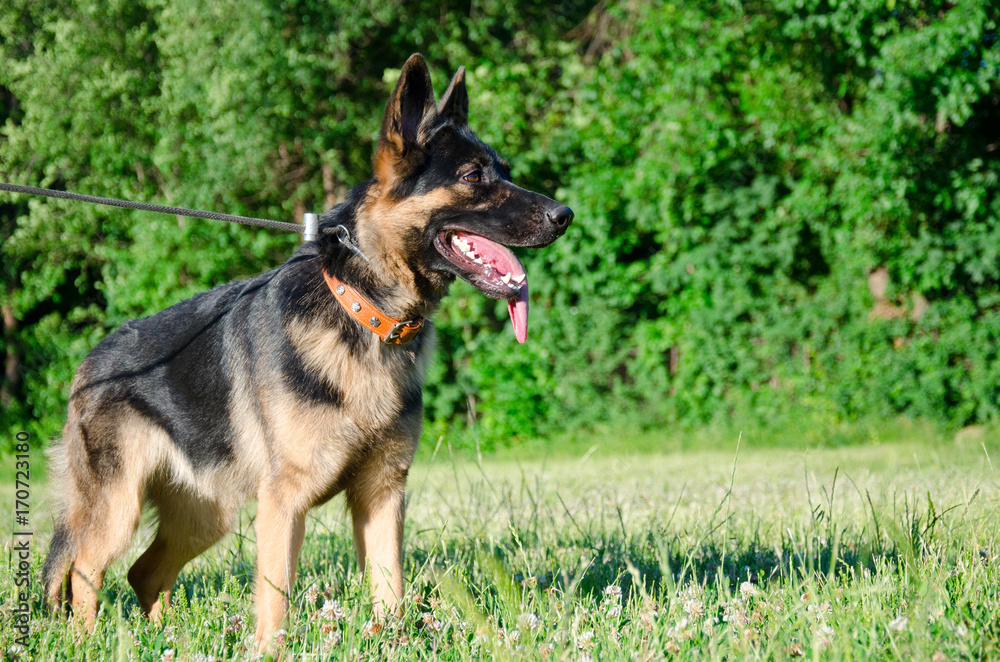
[887,616,909,633]
[518,612,541,630]
[321,599,346,621]
[272,629,288,647]
[722,603,749,627]
[814,624,835,648]
[807,601,832,621]
[421,611,445,632]
[304,583,319,605]
[683,598,705,619]
[739,581,760,598]
[604,585,623,600]
[666,616,693,642]
[160,650,176,662]
[679,582,701,600]
[226,614,244,634]
[577,630,595,650]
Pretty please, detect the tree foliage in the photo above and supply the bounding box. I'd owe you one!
[2,0,998,448]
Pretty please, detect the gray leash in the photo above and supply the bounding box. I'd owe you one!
[0,181,338,241]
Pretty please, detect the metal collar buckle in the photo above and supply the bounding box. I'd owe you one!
[383,319,424,345]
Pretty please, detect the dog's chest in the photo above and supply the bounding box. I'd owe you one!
[285,318,432,437]
[261,324,431,501]
[339,346,426,434]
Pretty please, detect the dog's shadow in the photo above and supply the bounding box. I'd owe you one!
[87,520,918,625]
[409,530,909,607]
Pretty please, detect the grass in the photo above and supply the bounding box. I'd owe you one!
[2,429,999,660]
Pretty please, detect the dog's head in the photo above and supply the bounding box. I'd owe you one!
[340,54,572,343]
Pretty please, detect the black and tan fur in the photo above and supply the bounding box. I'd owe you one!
[42,54,572,647]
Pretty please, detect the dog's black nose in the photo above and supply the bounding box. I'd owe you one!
[547,205,573,229]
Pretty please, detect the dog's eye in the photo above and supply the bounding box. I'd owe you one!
[463,170,482,183]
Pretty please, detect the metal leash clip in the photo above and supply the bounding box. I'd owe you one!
[333,225,370,263]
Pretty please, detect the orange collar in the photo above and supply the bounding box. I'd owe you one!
[322,270,424,345]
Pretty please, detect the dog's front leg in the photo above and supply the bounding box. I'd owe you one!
[254,485,307,649]
[347,461,408,618]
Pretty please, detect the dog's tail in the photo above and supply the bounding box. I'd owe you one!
[43,439,76,609]
[42,521,75,608]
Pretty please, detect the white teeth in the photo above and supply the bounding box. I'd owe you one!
[473,257,484,265]
[501,273,511,284]
[454,237,471,251]
[511,273,526,284]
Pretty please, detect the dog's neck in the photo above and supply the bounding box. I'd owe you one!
[317,181,450,322]
[337,249,440,321]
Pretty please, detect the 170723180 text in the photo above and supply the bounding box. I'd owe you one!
[12,431,32,649]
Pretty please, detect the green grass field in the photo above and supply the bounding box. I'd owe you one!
[3,428,999,660]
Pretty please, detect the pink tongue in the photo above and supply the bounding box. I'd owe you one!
[508,283,528,344]
[455,232,530,343]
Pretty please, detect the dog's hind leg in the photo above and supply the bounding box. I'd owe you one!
[253,482,307,648]
[46,405,146,627]
[65,480,144,627]
[346,455,410,618]
[128,490,234,621]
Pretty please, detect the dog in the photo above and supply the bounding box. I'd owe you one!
[41,53,571,647]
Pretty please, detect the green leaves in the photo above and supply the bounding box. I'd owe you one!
[2,0,999,448]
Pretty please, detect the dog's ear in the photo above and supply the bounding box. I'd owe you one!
[375,54,436,184]
[437,66,468,125]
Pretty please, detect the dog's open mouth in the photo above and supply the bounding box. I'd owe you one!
[436,231,530,343]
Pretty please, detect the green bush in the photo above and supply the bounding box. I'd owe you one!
[2,0,998,449]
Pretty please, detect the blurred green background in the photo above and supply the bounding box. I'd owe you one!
[2,0,998,451]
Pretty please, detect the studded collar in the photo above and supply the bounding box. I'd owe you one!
[322,270,425,345]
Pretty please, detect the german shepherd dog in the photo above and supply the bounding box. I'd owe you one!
[43,53,571,647]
